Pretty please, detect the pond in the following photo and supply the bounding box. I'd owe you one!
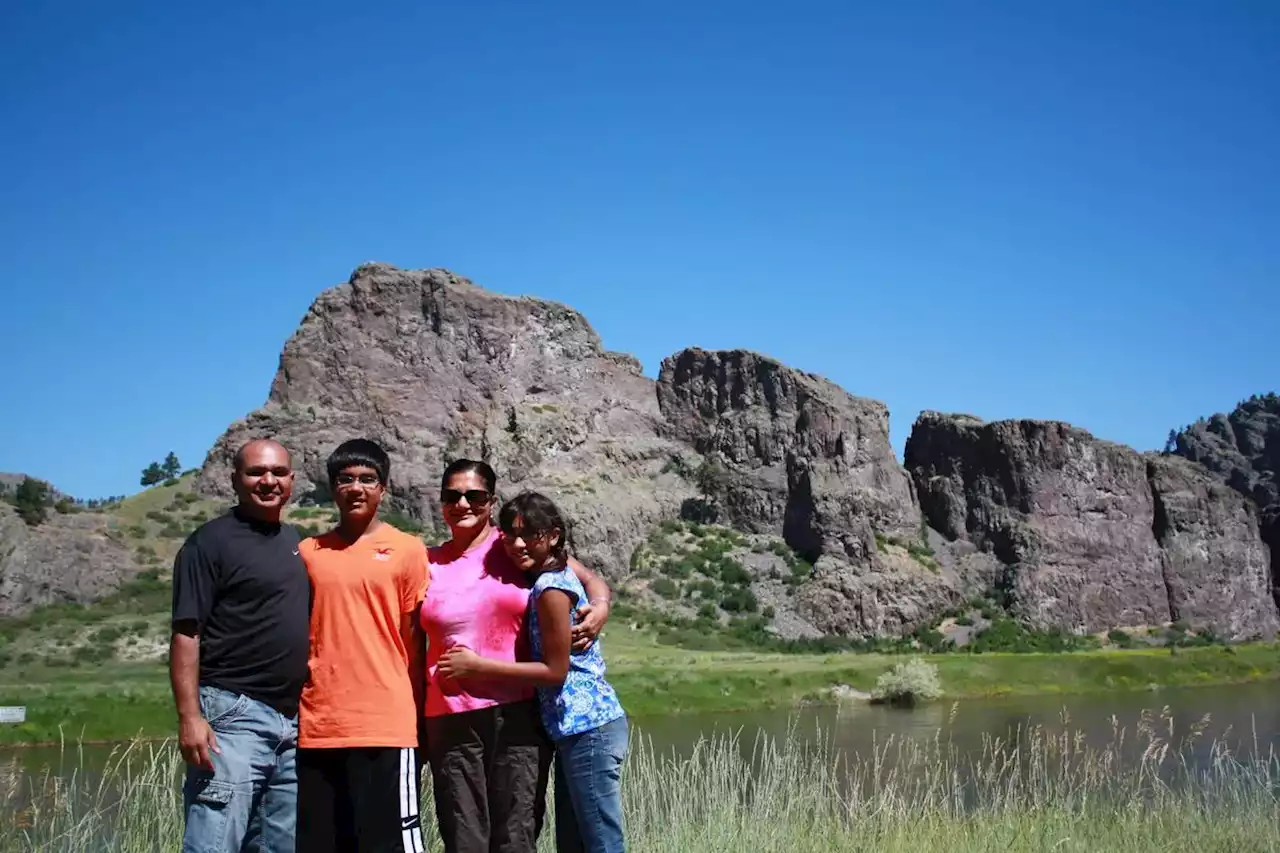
[3,680,1277,789]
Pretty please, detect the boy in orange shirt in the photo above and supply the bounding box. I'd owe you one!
[296,439,428,853]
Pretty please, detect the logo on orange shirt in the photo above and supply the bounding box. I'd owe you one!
[373,547,393,561]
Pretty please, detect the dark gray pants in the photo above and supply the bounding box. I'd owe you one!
[424,700,552,853]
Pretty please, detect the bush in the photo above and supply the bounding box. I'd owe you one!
[1107,629,1134,648]
[652,578,680,600]
[871,657,943,707]
[955,615,974,627]
[719,587,758,613]
[661,559,693,580]
[718,560,751,586]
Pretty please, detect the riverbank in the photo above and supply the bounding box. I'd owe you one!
[0,715,1276,852]
[2,636,1279,746]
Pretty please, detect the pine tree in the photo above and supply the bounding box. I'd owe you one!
[13,477,48,527]
[1163,429,1178,454]
[162,452,182,480]
[140,462,166,486]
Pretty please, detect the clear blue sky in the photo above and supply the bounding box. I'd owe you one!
[2,1,1276,499]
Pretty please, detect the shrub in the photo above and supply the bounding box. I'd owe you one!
[871,657,943,707]
[719,588,758,613]
[718,561,751,586]
[1108,629,1134,648]
[661,559,693,580]
[652,578,680,600]
[126,525,148,539]
[697,602,719,621]
[955,615,974,627]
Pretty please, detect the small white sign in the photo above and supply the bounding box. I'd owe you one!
[0,706,26,724]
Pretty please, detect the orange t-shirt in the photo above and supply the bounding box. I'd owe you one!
[298,524,428,748]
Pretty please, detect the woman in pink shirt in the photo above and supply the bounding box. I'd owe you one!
[421,459,613,853]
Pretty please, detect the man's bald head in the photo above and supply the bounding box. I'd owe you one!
[231,439,294,522]
[233,438,291,473]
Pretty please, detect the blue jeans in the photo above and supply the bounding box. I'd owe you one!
[552,716,629,853]
[182,686,298,853]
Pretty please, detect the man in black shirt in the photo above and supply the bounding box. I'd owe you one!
[171,438,311,853]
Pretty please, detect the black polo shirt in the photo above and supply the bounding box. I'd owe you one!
[171,507,311,716]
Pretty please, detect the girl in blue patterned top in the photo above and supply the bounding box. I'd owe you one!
[436,491,629,853]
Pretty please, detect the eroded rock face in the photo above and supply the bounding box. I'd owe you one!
[1174,395,1280,616]
[656,348,918,560]
[0,505,140,617]
[186,262,1276,640]
[196,264,691,576]
[906,411,1279,638]
[1148,456,1278,640]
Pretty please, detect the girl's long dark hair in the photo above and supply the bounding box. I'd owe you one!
[498,491,570,566]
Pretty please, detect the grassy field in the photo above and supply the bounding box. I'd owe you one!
[2,631,1279,745]
[0,712,1275,852]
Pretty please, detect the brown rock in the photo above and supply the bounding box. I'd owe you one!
[0,504,140,617]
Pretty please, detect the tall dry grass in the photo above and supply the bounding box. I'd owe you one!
[0,708,1275,852]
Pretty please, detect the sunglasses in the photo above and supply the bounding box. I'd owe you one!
[440,488,492,506]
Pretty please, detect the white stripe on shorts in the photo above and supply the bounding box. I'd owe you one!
[399,747,424,853]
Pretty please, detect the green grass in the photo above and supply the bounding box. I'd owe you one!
[603,628,1280,717]
[0,714,1275,852]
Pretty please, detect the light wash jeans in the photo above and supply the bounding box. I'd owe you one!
[181,686,298,853]
[552,715,629,853]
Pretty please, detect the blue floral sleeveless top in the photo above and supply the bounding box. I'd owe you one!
[527,568,626,740]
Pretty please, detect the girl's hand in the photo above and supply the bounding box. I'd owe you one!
[571,600,609,651]
[437,646,485,681]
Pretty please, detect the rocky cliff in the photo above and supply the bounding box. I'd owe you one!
[0,503,140,617]
[172,263,1274,641]
[905,412,1278,640]
[196,264,691,576]
[195,264,989,638]
[1172,393,1280,615]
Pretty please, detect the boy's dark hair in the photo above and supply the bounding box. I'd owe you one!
[498,491,569,565]
[441,458,497,493]
[327,438,390,486]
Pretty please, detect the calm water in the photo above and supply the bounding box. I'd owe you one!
[635,680,1280,769]
[3,680,1279,787]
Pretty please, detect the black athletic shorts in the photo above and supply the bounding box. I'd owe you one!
[297,746,425,853]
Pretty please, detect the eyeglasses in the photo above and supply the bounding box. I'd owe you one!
[440,488,492,506]
[334,473,381,488]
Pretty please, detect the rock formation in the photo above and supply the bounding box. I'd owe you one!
[1172,394,1280,614]
[0,260,1223,641]
[0,503,140,617]
[196,264,693,576]
[905,412,1279,640]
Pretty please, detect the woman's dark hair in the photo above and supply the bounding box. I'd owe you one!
[498,491,570,565]
[327,438,390,486]
[441,458,497,493]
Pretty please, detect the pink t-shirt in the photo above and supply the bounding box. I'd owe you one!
[420,527,535,717]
